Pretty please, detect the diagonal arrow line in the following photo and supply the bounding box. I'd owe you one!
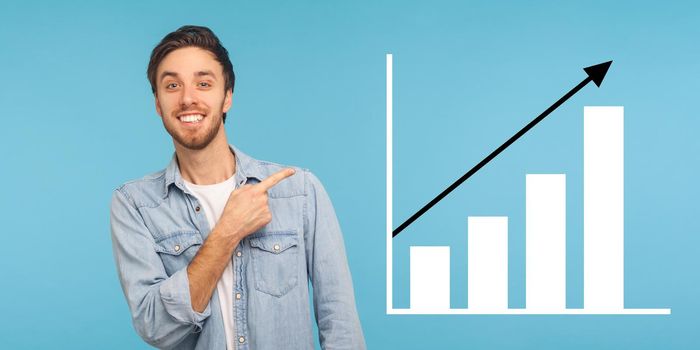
[393,60,613,238]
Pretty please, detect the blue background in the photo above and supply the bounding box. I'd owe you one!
[1,0,697,349]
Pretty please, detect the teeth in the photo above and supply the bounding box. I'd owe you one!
[180,114,203,123]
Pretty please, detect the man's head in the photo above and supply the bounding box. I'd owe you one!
[147,25,235,150]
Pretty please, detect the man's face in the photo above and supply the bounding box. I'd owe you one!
[154,47,232,150]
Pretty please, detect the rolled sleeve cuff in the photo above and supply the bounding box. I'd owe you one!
[159,267,211,332]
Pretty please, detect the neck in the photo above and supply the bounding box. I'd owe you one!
[174,126,235,185]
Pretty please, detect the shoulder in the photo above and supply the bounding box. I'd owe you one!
[247,157,304,197]
[112,169,167,208]
[246,157,327,199]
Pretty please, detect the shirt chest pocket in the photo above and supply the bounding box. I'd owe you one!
[248,231,299,297]
[154,232,203,276]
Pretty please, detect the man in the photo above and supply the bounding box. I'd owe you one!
[110,25,365,350]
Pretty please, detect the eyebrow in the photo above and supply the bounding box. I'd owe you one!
[195,70,216,79]
[159,70,218,81]
[159,71,179,82]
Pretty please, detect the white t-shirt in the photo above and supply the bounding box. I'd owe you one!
[183,174,237,350]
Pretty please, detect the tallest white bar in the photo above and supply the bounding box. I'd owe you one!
[584,106,624,310]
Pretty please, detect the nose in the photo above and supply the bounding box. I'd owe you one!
[179,84,198,108]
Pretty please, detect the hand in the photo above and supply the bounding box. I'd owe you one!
[217,168,296,241]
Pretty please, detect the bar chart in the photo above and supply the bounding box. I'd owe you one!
[386,54,670,315]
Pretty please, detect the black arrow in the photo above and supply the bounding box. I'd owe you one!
[393,60,613,238]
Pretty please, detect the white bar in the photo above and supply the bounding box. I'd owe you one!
[526,174,566,310]
[388,308,671,315]
[410,246,450,310]
[584,106,624,310]
[468,216,508,310]
[386,53,393,313]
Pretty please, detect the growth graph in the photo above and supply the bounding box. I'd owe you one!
[385,54,670,315]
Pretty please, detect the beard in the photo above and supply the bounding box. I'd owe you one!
[162,107,224,151]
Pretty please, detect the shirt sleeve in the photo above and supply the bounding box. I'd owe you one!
[303,171,367,350]
[110,188,211,349]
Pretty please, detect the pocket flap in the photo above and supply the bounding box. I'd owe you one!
[249,231,298,254]
[154,232,203,255]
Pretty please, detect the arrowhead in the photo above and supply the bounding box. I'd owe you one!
[583,60,612,87]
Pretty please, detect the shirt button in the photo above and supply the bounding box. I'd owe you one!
[195,206,201,212]
[238,336,245,343]
[273,244,280,251]
[236,251,242,257]
[174,244,181,252]
[235,293,241,300]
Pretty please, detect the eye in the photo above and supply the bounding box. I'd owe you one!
[165,82,179,90]
[198,81,211,88]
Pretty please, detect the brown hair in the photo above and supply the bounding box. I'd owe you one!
[147,25,235,122]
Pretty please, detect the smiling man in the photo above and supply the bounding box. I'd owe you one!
[110,25,365,350]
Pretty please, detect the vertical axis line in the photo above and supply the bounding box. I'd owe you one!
[386,53,393,313]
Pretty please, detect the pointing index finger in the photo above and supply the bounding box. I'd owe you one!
[258,168,296,191]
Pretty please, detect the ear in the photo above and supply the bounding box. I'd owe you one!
[222,88,233,113]
[154,93,163,118]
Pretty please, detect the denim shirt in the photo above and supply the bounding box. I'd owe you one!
[110,145,366,350]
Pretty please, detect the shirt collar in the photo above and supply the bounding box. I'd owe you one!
[162,144,263,199]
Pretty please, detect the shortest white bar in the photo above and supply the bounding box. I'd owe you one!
[468,216,508,310]
[410,246,450,311]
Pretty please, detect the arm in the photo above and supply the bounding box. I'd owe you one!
[110,188,212,349]
[186,227,240,312]
[189,168,297,311]
[304,172,366,350]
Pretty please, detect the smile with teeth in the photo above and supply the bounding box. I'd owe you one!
[178,114,204,123]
